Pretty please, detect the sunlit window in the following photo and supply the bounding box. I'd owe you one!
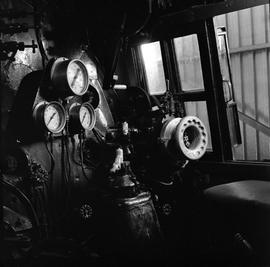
[174,34,204,91]
[214,4,270,161]
[140,42,167,95]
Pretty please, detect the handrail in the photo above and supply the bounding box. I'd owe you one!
[238,111,270,137]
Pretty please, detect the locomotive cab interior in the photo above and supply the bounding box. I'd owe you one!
[1,0,270,266]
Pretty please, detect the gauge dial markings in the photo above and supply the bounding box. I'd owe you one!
[81,111,87,124]
[44,102,66,133]
[70,68,81,88]
[46,112,57,126]
[50,58,89,97]
[67,60,88,95]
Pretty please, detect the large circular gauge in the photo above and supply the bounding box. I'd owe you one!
[66,60,89,95]
[33,101,66,134]
[50,57,89,97]
[69,102,96,134]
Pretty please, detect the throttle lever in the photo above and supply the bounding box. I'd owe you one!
[0,40,38,60]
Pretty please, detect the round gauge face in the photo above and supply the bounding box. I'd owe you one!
[67,60,89,96]
[44,102,66,133]
[79,104,95,130]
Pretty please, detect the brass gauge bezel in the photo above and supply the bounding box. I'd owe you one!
[50,57,89,97]
[33,101,67,134]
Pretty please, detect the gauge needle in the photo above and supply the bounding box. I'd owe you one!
[47,112,56,125]
[71,69,81,87]
[82,112,87,124]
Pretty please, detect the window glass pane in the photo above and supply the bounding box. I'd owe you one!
[184,101,212,150]
[214,4,270,161]
[140,42,166,95]
[174,34,204,91]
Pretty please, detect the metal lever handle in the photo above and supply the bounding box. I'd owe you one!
[0,40,38,60]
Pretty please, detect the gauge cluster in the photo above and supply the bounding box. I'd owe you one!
[33,98,97,136]
[31,56,101,137]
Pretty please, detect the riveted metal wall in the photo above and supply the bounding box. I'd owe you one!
[214,4,270,161]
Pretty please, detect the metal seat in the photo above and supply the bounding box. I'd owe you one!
[204,180,270,261]
[204,180,270,209]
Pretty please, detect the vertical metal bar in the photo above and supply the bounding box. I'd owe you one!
[132,46,148,90]
[160,40,175,91]
[201,19,233,160]
[262,4,270,158]
[225,13,229,38]
[166,39,186,117]
[265,4,270,158]
[264,4,269,43]
[240,54,248,160]
[237,10,247,159]
[170,39,183,93]
[267,49,270,157]
[222,29,236,101]
[253,55,260,160]
[250,7,259,160]
[254,7,260,160]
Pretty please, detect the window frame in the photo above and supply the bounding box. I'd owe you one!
[133,19,233,161]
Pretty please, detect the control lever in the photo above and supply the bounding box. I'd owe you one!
[0,40,38,61]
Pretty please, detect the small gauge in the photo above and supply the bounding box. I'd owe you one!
[33,101,66,134]
[69,102,96,134]
[44,102,66,133]
[50,57,89,97]
[79,103,96,130]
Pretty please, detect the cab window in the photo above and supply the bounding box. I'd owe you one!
[140,41,167,95]
[140,33,213,152]
[174,34,204,91]
[214,4,270,161]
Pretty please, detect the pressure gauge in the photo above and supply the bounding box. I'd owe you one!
[80,103,96,130]
[67,60,89,95]
[50,57,89,97]
[69,102,96,134]
[33,101,66,134]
